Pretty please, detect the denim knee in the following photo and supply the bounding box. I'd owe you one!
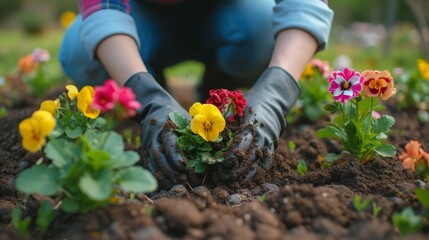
[58,14,109,87]
[214,0,275,80]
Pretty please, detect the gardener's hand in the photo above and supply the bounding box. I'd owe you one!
[214,67,300,182]
[125,72,189,190]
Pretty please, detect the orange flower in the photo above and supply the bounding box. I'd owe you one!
[417,59,429,80]
[18,54,37,74]
[399,140,425,172]
[362,70,396,100]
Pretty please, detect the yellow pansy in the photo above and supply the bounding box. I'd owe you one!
[66,85,79,100]
[417,59,429,80]
[77,86,100,119]
[60,11,76,29]
[190,103,225,142]
[39,98,60,115]
[300,63,314,80]
[19,110,56,152]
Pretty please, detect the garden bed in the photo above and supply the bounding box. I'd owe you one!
[0,83,429,240]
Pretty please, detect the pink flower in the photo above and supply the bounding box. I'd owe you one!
[92,79,141,119]
[206,89,231,113]
[206,89,247,121]
[328,68,363,103]
[32,48,50,63]
[92,80,119,111]
[310,58,333,79]
[117,88,141,117]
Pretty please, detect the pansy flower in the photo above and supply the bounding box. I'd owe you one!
[39,99,60,116]
[77,86,100,119]
[398,140,428,172]
[328,67,363,103]
[362,70,396,101]
[66,85,79,100]
[417,59,429,80]
[19,110,56,152]
[189,102,226,142]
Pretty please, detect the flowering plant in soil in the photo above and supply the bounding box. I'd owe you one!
[169,89,246,173]
[317,68,397,163]
[289,58,333,122]
[394,59,429,121]
[14,82,156,232]
[398,140,429,180]
[16,48,59,97]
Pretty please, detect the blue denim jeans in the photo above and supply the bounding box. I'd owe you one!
[59,0,275,88]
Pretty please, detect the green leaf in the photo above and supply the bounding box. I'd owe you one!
[353,195,371,212]
[15,165,61,195]
[375,144,396,157]
[61,198,79,213]
[316,126,344,139]
[372,115,395,134]
[416,188,429,209]
[297,160,307,176]
[36,200,55,233]
[100,131,124,155]
[288,141,296,151]
[392,207,424,235]
[201,152,224,164]
[188,157,207,173]
[177,135,194,151]
[65,127,83,139]
[12,207,31,236]
[169,112,189,130]
[85,150,111,170]
[109,151,140,168]
[44,139,70,168]
[118,167,158,193]
[79,169,113,201]
[326,153,342,163]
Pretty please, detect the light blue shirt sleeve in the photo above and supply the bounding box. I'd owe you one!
[274,0,334,51]
[79,9,140,60]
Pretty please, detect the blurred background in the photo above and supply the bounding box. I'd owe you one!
[0,0,428,84]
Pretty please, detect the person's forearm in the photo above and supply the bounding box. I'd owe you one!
[269,29,318,81]
[96,34,147,86]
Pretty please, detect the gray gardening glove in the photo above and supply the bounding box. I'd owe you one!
[125,72,190,190]
[213,67,300,182]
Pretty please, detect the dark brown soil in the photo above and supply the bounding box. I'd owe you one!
[0,84,429,239]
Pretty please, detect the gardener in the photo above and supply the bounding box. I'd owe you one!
[59,0,333,189]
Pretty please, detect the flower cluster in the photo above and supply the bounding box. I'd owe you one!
[291,58,333,122]
[92,79,141,120]
[169,88,247,173]
[317,67,397,163]
[399,140,429,176]
[18,48,50,74]
[206,89,246,121]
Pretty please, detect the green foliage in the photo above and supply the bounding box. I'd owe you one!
[15,129,157,214]
[18,10,49,35]
[36,200,55,233]
[51,93,105,140]
[0,106,7,118]
[11,207,31,236]
[169,112,230,173]
[296,160,308,176]
[395,69,429,113]
[258,195,266,203]
[289,64,332,123]
[288,140,296,151]
[317,96,396,163]
[392,207,425,235]
[353,195,371,212]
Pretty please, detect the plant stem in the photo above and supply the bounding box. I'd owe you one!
[368,97,374,133]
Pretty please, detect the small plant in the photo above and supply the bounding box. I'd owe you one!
[289,58,333,122]
[392,207,425,235]
[353,195,371,212]
[317,68,397,163]
[395,59,429,116]
[169,89,246,173]
[398,140,429,180]
[296,160,308,176]
[11,207,31,236]
[16,48,59,97]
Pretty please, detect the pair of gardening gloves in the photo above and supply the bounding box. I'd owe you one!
[125,67,300,189]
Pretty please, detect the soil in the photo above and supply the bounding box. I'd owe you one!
[1,83,429,239]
